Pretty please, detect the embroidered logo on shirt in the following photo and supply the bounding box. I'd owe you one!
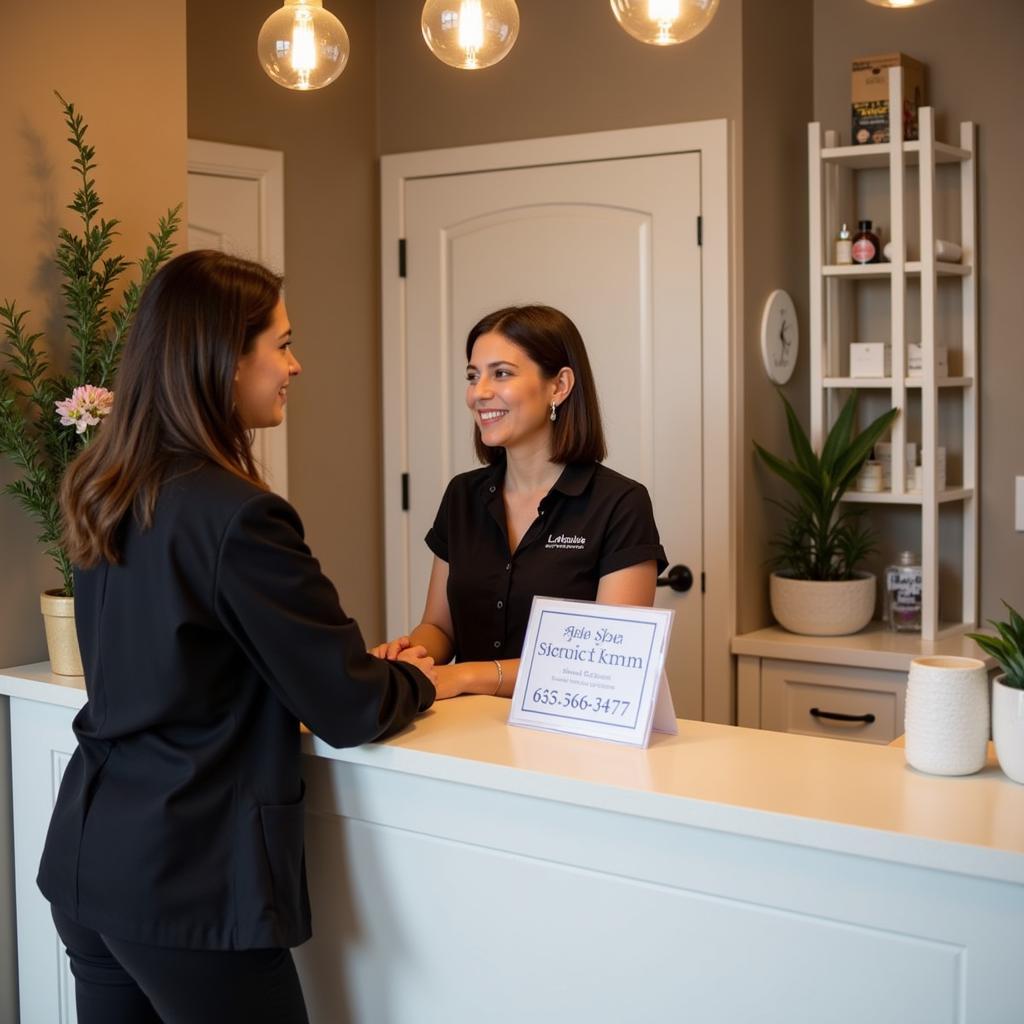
[545,533,586,551]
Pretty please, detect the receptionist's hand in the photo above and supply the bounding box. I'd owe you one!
[396,645,436,685]
[432,664,465,701]
[369,635,412,660]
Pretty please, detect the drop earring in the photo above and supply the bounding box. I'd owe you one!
[550,402,557,422]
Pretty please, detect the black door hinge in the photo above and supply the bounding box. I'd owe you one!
[401,473,410,511]
[701,571,706,593]
[697,216,703,247]
[398,239,407,278]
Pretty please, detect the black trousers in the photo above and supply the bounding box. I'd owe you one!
[51,906,310,1024]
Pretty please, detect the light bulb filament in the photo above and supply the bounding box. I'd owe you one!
[458,0,485,67]
[647,0,680,43]
[291,8,317,89]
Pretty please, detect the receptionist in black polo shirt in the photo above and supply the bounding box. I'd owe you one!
[374,305,667,699]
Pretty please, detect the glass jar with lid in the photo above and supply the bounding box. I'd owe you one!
[884,551,922,632]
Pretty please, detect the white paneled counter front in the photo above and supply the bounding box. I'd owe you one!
[3,662,1023,1023]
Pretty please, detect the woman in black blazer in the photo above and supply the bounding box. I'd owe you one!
[37,250,436,1023]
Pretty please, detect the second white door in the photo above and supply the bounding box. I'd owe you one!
[399,152,704,718]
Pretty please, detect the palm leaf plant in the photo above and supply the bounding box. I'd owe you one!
[0,92,181,597]
[968,602,1024,690]
[754,392,900,581]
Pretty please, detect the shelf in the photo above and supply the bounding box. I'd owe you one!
[732,623,991,672]
[820,140,971,170]
[823,377,974,389]
[822,262,970,278]
[841,487,974,505]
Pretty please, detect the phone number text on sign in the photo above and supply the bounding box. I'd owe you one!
[531,688,633,718]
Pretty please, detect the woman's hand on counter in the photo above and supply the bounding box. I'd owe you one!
[394,645,437,685]
[369,635,412,660]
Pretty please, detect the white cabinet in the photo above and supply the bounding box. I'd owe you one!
[10,698,79,1024]
[808,67,977,640]
[733,624,993,743]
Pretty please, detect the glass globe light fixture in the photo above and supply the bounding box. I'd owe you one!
[258,0,350,91]
[864,0,936,7]
[421,0,520,71]
[609,0,719,46]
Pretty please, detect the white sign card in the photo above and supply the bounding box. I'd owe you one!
[507,597,677,748]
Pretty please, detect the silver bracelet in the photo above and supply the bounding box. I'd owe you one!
[492,659,503,696]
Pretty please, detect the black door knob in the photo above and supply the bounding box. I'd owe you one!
[656,564,694,593]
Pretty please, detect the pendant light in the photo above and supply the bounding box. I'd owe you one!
[421,0,520,70]
[258,0,350,91]
[610,0,719,46]
[865,0,935,7]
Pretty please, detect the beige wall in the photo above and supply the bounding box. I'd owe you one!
[0,0,187,1015]
[187,0,385,638]
[813,0,1024,620]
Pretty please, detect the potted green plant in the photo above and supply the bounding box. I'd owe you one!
[754,391,899,636]
[0,94,179,673]
[968,603,1024,784]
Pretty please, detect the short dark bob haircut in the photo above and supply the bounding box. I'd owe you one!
[466,305,607,466]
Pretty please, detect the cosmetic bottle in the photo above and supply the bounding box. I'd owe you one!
[835,223,852,265]
[852,220,881,264]
[884,551,922,632]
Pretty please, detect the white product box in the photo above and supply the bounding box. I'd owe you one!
[908,343,949,377]
[908,447,947,492]
[850,342,891,377]
[875,441,917,489]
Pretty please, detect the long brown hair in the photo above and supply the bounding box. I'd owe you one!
[466,305,607,466]
[61,250,283,567]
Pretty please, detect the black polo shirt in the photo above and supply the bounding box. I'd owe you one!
[425,461,667,662]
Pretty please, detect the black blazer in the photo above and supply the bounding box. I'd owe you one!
[37,461,434,950]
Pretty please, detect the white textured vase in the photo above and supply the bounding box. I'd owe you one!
[905,656,989,776]
[992,675,1024,785]
[769,571,876,636]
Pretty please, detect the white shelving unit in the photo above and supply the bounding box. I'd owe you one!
[808,67,978,641]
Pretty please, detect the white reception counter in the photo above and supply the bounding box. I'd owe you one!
[3,662,1023,1023]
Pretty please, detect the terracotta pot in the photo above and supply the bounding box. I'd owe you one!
[992,674,1024,785]
[40,590,83,677]
[769,571,876,636]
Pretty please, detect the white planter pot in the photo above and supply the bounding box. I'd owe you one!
[905,656,989,776]
[992,674,1024,785]
[769,571,876,636]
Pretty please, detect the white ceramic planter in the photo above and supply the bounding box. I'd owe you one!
[769,571,876,636]
[904,656,989,776]
[992,674,1024,785]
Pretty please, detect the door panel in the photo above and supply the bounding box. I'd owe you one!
[401,153,703,718]
[186,145,287,497]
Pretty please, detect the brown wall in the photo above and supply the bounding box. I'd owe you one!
[0,1,187,1015]
[187,0,385,638]
[377,0,743,154]
[813,0,1024,621]
[739,1,814,633]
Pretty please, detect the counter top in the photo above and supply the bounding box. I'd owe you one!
[4,661,1023,886]
[732,622,994,671]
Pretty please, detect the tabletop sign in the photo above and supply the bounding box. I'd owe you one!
[507,597,677,748]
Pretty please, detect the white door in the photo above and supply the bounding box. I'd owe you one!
[398,153,704,719]
[187,140,288,496]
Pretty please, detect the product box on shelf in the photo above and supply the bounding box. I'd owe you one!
[876,441,917,490]
[908,343,949,377]
[909,447,947,493]
[852,53,927,145]
[850,342,891,377]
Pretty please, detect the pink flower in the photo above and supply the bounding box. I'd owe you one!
[55,385,115,434]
